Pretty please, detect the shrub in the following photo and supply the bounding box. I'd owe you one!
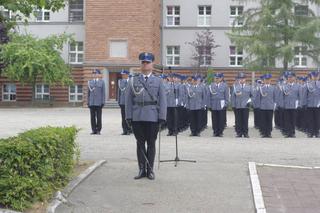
[0,126,78,211]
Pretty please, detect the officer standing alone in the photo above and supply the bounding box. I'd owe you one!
[125,52,167,180]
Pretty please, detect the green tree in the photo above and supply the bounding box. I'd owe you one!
[0,33,74,101]
[228,0,320,72]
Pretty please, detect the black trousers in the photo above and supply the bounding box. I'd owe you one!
[307,107,320,137]
[132,121,159,170]
[235,108,249,136]
[253,108,261,130]
[260,110,273,137]
[90,106,102,133]
[211,110,225,135]
[189,109,202,135]
[283,109,296,137]
[167,107,176,133]
[120,105,131,133]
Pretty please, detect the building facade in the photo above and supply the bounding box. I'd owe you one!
[0,0,318,106]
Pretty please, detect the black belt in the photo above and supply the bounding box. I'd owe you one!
[134,101,157,106]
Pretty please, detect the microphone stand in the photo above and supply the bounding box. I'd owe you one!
[160,79,196,167]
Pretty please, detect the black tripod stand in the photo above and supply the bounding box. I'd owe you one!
[160,81,196,167]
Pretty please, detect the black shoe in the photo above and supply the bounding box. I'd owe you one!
[236,134,242,138]
[195,133,200,137]
[121,132,128,135]
[167,132,173,136]
[217,134,223,137]
[244,134,249,138]
[90,132,97,135]
[96,131,101,135]
[147,170,155,180]
[134,169,147,180]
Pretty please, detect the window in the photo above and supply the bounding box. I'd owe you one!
[198,6,211,26]
[35,8,50,22]
[0,6,12,19]
[69,85,83,102]
[69,0,84,22]
[229,46,243,66]
[69,41,84,64]
[35,84,50,100]
[294,46,307,67]
[230,6,244,26]
[166,6,180,26]
[198,46,212,66]
[109,40,128,58]
[295,5,308,16]
[2,84,16,101]
[166,46,180,66]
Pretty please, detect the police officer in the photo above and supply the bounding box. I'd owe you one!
[186,76,206,136]
[252,78,262,131]
[125,52,167,180]
[282,71,300,138]
[305,71,320,138]
[259,73,276,138]
[166,73,179,136]
[207,73,229,137]
[87,69,106,135]
[231,72,252,138]
[118,70,131,135]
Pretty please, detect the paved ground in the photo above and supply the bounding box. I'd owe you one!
[0,108,319,213]
[258,166,320,213]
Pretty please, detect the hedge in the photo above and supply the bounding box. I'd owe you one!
[0,126,78,211]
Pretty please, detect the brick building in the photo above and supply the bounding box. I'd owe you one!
[0,0,318,106]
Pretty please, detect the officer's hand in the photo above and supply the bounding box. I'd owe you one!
[158,119,166,125]
[126,119,132,127]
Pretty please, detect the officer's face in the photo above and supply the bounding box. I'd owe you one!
[214,77,222,83]
[122,74,128,79]
[92,73,102,79]
[264,79,271,84]
[141,61,153,73]
[288,76,295,83]
[239,78,246,84]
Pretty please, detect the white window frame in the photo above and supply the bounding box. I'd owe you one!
[229,46,243,67]
[35,8,50,22]
[166,6,180,26]
[2,83,16,102]
[0,7,12,19]
[294,46,307,67]
[230,6,244,27]
[166,46,180,66]
[198,5,211,27]
[69,85,83,102]
[69,41,84,64]
[109,40,128,58]
[35,84,50,100]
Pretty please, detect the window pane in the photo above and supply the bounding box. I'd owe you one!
[230,57,236,65]
[230,46,236,55]
[237,57,243,65]
[174,6,180,15]
[294,47,300,55]
[36,10,42,21]
[10,94,16,101]
[174,46,180,54]
[77,42,83,51]
[70,95,75,101]
[167,57,173,65]
[43,85,49,93]
[70,86,75,93]
[3,94,9,100]
[70,43,76,51]
[77,85,83,93]
[36,85,42,93]
[167,47,173,54]
[302,57,307,66]
[78,54,83,62]
[167,17,173,25]
[69,53,76,62]
[167,6,173,15]
[77,95,83,101]
[206,6,211,15]
[43,95,50,100]
[230,7,236,15]
[294,58,300,66]
[36,94,42,99]
[174,56,180,65]
[198,16,205,25]
[10,84,16,93]
[199,6,204,15]
[237,49,243,55]
[205,17,211,26]
[238,6,244,15]
[174,17,180,25]
[3,85,8,93]
[44,11,50,20]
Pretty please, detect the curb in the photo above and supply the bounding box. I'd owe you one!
[46,160,107,213]
[0,210,22,213]
[248,162,266,213]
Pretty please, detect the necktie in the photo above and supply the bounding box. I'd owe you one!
[145,76,148,82]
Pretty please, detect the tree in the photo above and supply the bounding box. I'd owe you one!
[0,33,74,101]
[187,29,220,74]
[228,0,320,72]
